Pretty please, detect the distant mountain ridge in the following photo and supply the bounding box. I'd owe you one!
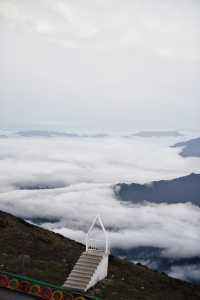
[15,130,108,138]
[0,130,109,138]
[172,137,200,157]
[114,173,200,206]
[16,130,79,137]
[132,131,182,137]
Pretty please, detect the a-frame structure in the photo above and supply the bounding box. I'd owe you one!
[63,215,110,291]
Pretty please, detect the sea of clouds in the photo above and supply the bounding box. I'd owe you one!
[0,131,200,281]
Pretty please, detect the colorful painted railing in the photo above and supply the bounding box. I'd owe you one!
[0,271,101,300]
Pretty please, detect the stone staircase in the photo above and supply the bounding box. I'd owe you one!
[63,250,106,291]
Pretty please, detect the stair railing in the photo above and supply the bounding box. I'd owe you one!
[86,215,110,255]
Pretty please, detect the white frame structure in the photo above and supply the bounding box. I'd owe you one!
[85,215,110,254]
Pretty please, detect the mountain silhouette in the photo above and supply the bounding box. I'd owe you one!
[114,173,200,206]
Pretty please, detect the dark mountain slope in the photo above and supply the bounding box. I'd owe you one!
[114,173,200,206]
[0,210,200,300]
[172,136,200,157]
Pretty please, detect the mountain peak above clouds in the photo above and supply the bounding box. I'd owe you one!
[114,173,200,206]
[172,137,200,157]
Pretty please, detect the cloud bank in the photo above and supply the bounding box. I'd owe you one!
[0,134,200,261]
[169,264,200,283]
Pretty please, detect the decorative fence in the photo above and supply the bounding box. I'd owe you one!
[0,271,101,300]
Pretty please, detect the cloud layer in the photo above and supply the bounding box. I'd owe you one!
[0,134,200,262]
[169,264,200,283]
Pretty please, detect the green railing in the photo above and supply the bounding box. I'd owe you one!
[0,271,102,300]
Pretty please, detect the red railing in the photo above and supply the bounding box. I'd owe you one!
[0,271,101,300]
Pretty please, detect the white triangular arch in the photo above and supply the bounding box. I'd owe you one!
[85,215,110,254]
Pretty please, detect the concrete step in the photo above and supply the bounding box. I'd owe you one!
[75,261,98,268]
[64,282,86,291]
[81,255,103,261]
[69,269,94,277]
[67,274,91,281]
[78,256,102,263]
[82,252,103,258]
[68,271,92,278]
[72,268,94,274]
[63,249,107,292]
[64,279,89,290]
[65,277,90,285]
[77,259,100,265]
[66,277,90,285]
[78,256,101,262]
[83,251,104,256]
[72,266,96,274]
[76,261,99,268]
[69,270,93,277]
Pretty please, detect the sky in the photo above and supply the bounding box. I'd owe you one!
[0,0,200,131]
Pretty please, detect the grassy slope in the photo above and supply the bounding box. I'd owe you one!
[0,210,200,300]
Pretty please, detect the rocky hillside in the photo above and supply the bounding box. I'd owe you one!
[0,210,200,300]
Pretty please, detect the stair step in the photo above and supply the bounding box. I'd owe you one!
[65,278,89,286]
[82,256,103,261]
[79,257,101,263]
[72,267,96,274]
[66,277,89,284]
[77,260,99,265]
[74,261,99,269]
[64,282,86,291]
[68,272,91,279]
[84,251,104,256]
[64,283,87,290]
[73,266,96,273]
[69,270,94,277]
[77,258,99,264]
[70,269,94,276]
[75,262,98,268]
[80,255,102,260]
[77,261,99,267]
[80,255,101,260]
[83,252,104,256]
[82,253,103,258]
[68,274,91,281]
